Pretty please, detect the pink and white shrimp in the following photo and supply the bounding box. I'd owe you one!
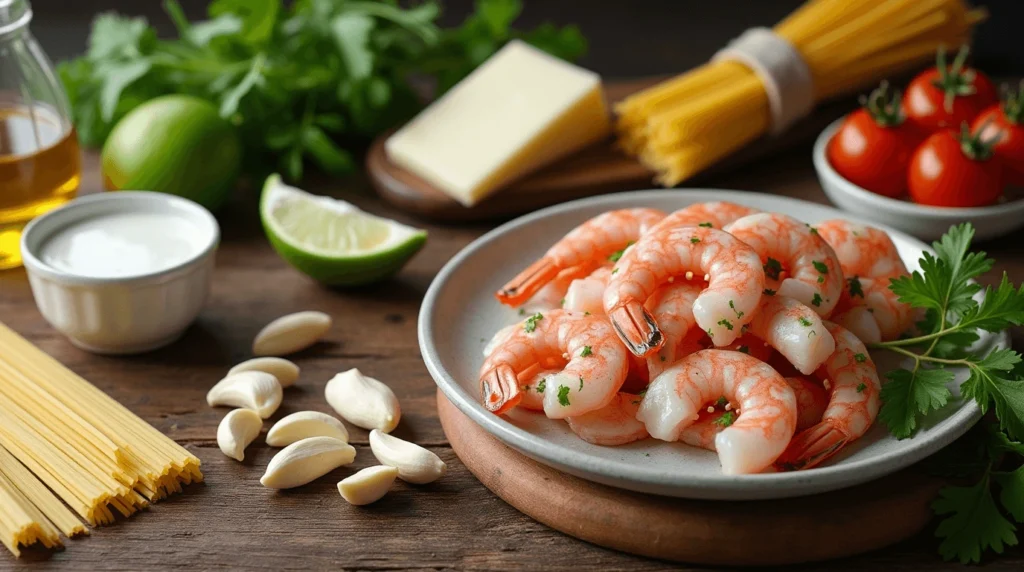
[516,366,560,411]
[566,393,649,446]
[563,266,614,316]
[643,281,702,378]
[636,350,797,474]
[479,310,629,418]
[745,295,835,375]
[522,265,594,312]
[679,376,828,450]
[651,201,760,233]
[775,322,881,471]
[814,220,913,341]
[496,209,666,307]
[724,213,843,316]
[604,226,765,354]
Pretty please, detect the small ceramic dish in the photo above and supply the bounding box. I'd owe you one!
[419,189,1008,500]
[814,118,1024,241]
[20,192,219,355]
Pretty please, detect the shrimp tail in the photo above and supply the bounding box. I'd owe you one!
[774,420,848,471]
[609,303,665,357]
[480,365,522,414]
[495,258,562,307]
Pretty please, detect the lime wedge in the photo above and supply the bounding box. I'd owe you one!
[260,174,427,286]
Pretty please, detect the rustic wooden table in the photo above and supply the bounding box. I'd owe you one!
[2,149,1023,571]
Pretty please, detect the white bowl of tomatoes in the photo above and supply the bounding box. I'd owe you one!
[814,48,1023,241]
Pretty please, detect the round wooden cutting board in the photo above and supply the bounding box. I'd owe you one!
[436,390,944,566]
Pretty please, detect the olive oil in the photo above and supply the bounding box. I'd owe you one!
[0,104,80,269]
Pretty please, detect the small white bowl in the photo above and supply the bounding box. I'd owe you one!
[814,118,1024,241]
[20,192,219,355]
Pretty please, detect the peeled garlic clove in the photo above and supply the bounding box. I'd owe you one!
[217,409,263,462]
[337,465,399,506]
[253,311,332,356]
[325,369,401,432]
[369,429,446,485]
[260,436,356,489]
[207,371,283,419]
[266,411,349,447]
[228,357,300,388]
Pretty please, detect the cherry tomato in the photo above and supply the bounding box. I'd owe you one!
[903,46,997,133]
[908,127,1004,208]
[828,82,923,198]
[972,83,1024,187]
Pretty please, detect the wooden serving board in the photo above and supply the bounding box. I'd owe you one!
[437,390,945,566]
[367,78,857,223]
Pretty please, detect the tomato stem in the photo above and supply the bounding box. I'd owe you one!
[931,45,979,114]
[859,81,904,128]
[1002,81,1023,125]
[957,120,1002,161]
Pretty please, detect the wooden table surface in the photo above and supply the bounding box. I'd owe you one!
[2,148,1023,571]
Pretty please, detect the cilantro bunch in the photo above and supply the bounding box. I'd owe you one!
[58,0,586,181]
[869,223,1024,562]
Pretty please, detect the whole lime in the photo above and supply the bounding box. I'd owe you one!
[102,95,242,212]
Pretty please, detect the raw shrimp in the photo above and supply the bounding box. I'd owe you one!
[775,322,881,471]
[566,393,649,446]
[479,310,629,418]
[563,266,614,315]
[643,281,702,378]
[724,213,843,316]
[745,295,835,375]
[651,201,760,233]
[679,377,828,450]
[496,208,666,307]
[815,220,913,341]
[604,226,765,354]
[636,350,797,474]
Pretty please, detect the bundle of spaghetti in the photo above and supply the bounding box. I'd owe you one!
[0,445,86,556]
[0,320,201,556]
[616,0,987,185]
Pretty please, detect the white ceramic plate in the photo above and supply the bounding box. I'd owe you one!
[419,190,1007,500]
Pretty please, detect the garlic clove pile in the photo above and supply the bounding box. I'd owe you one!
[325,369,401,433]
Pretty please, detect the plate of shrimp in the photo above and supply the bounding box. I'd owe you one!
[418,190,1008,500]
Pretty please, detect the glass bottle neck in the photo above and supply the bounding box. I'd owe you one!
[0,0,31,39]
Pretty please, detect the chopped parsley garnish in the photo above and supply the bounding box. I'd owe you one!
[729,300,744,318]
[714,396,728,408]
[580,345,593,357]
[848,276,864,298]
[856,383,867,393]
[608,249,625,262]
[737,345,750,354]
[578,376,584,390]
[854,353,867,363]
[557,385,570,406]
[808,225,818,235]
[713,411,737,427]
[536,379,546,393]
[798,317,813,327]
[584,311,591,316]
[706,328,714,338]
[763,288,776,296]
[814,260,828,274]
[518,308,526,316]
[524,312,543,333]
[560,298,566,306]
[612,268,619,274]
[718,318,734,331]
[699,222,713,228]
[690,237,701,244]
[811,293,823,307]
[660,355,667,362]
[764,257,783,280]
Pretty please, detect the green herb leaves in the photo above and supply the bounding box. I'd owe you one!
[524,312,543,333]
[933,471,1019,563]
[59,0,586,181]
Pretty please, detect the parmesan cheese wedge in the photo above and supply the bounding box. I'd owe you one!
[385,40,611,206]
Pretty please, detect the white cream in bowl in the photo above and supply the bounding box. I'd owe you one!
[20,191,219,354]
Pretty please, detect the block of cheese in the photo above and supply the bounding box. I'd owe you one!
[384,40,611,206]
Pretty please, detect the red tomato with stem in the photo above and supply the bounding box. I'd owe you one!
[827,81,923,197]
[972,82,1024,187]
[903,46,997,133]
[908,125,1004,208]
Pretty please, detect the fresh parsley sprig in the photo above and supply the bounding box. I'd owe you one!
[867,223,1024,562]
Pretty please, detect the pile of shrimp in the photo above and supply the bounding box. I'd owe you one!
[480,202,915,475]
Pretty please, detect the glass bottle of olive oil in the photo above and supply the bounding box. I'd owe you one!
[0,0,80,270]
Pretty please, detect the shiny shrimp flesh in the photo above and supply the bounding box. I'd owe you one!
[516,366,561,411]
[479,310,629,418]
[563,266,614,316]
[636,350,797,474]
[679,376,828,450]
[746,294,835,375]
[775,322,881,471]
[651,201,760,233]
[724,213,843,316]
[814,220,906,279]
[644,281,702,378]
[604,226,764,354]
[496,209,666,307]
[566,393,649,446]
